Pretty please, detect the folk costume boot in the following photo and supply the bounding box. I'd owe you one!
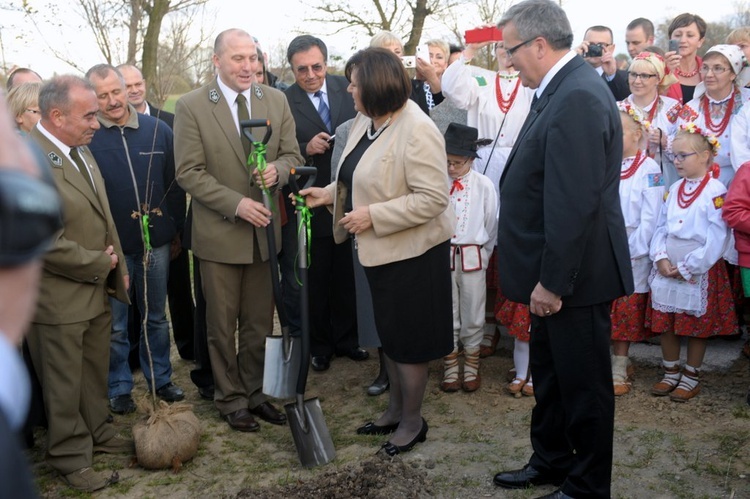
[612,355,633,396]
[651,362,682,396]
[479,326,500,358]
[440,348,461,392]
[670,366,700,402]
[462,346,481,392]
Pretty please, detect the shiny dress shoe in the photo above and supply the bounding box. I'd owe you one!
[493,464,565,489]
[250,401,287,425]
[367,379,389,396]
[381,418,428,456]
[223,408,260,432]
[339,347,369,361]
[197,385,215,400]
[156,382,185,402]
[356,421,399,435]
[311,355,331,371]
[109,394,136,415]
[535,489,574,499]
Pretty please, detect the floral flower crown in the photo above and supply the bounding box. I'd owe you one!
[617,101,650,130]
[679,122,721,156]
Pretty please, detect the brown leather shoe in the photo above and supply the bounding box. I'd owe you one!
[223,408,260,432]
[63,467,118,492]
[250,401,287,425]
[479,329,500,358]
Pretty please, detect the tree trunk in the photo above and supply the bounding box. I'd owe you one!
[142,0,170,104]
[404,0,431,55]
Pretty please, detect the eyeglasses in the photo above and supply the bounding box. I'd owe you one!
[294,64,325,75]
[666,151,698,162]
[504,38,536,59]
[628,72,658,81]
[700,65,730,75]
[447,159,470,168]
[25,108,40,114]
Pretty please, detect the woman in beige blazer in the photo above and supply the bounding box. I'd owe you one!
[302,48,454,456]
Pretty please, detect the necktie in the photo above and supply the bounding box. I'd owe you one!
[531,93,539,109]
[236,93,251,159]
[70,147,95,193]
[314,90,332,132]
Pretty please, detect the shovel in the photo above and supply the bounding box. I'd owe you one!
[284,166,336,468]
[240,119,299,399]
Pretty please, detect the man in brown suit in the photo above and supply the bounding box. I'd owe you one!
[26,75,132,492]
[175,29,303,431]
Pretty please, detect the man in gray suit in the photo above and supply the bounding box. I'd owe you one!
[175,29,303,432]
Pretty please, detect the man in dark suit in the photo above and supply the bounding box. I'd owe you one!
[283,35,364,371]
[175,29,304,432]
[117,64,196,365]
[576,25,630,101]
[491,2,634,498]
[27,75,132,492]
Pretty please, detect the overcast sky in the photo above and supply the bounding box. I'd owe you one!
[2,0,739,78]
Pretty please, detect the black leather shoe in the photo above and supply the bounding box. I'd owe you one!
[250,401,287,425]
[311,355,331,371]
[493,464,565,489]
[198,385,215,400]
[109,394,136,415]
[339,347,369,361]
[356,421,399,435]
[535,489,574,499]
[223,408,259,432]
[156,382,185,402]
[381,418,428,456]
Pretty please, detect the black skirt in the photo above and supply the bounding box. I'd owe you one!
[363,239,453,363]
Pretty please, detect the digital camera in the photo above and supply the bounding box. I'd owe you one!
[584,43,603,58]
[401,56,416,68]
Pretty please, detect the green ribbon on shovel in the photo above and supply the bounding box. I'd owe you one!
[248,141,276,213]
[294,194,313,286]
[141,213,152,251]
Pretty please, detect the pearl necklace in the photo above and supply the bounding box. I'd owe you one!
[674,64,699,78]
[621,150,646,180]
[702,91,734,135]
[367,115,392,141]
[495,75,521,114]
[677,173,710,209]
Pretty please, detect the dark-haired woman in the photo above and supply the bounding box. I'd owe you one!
[301,47,454,456]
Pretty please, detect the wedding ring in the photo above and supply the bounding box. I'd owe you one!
[545,310,551,315]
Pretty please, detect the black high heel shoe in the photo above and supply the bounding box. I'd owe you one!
[356,421,399,435]
[380,418,428,456]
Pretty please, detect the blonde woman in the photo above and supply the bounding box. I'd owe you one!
[7,82,42,134]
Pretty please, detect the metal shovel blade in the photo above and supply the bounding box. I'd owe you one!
[262,334,300,399]
[284,396,336,467]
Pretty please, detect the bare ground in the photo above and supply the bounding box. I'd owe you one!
[29,334,750,499]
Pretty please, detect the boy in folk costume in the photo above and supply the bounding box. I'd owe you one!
[610,102,664,396]
[441,123,497,392]
[647,124,738,402]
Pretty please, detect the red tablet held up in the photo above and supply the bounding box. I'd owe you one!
[464,27,503,44]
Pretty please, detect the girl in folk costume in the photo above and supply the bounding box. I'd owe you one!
[647,124,738,402]
[675,44,750,188]
[610,102,665,396]
[441,29,533,356]
[441,123,497,393]
[623,51,682,188]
